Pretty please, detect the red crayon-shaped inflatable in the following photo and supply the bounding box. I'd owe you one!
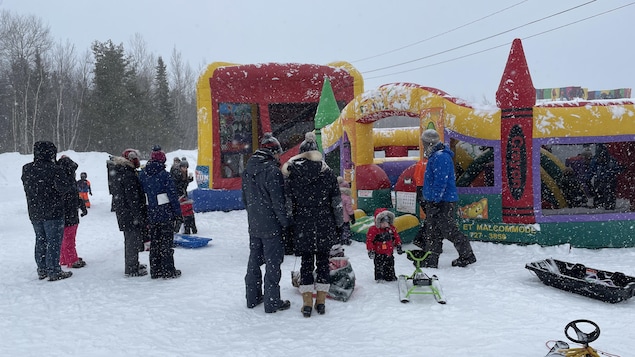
[496,39,536,224]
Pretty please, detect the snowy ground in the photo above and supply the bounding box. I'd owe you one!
[1,150,634,357]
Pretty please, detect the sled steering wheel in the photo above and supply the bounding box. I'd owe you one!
[564,319,600,345]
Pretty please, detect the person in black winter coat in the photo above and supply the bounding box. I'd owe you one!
[57,155,88,269]
[172,158,197,234]
[108,149,149,277]
[21,141,74,281]
[282,132,343,317]
[139,146,183,279]
[241,133,291,313]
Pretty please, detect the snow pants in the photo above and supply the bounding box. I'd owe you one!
[148,221,177,278]
[373,254,396,281]
[60,224,79,266]
[123,228,145,275]
[423,201,474,258]
[245,234,285,312]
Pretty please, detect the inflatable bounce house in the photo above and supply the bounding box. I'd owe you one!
[193,39,635,248]
[192,61,363,211]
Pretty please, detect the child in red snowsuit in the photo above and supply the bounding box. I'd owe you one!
[366,208,403,282]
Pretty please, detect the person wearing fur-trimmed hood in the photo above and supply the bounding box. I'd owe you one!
[108,149,149,277]
[366,208,403,282]
[282,132,344,318]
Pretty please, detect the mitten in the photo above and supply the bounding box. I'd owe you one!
[368,251,376,259]
[80,209,88,217]
[396,245,404,255]
[349,214,356,225]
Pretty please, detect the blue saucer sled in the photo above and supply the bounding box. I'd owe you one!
[173,234,212,248]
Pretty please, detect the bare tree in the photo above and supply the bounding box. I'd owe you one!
[170,47,197,149]
[0,11,53,153]
[128,33,155,92]
[49,40,91,150]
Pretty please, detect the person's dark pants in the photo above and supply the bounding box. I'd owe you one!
[340,223,352,245]
[424,201,474,258]
[32,219,64,278]
[373,254,396,281]
[149,221,177,278]
[123,228,144,274]
[299,251,330,286]
[245,234,284,312]
[183,215,197,234]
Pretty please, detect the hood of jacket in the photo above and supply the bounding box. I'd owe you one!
[33,141,57,163]
[144,160,166,176]
[373,208,395,227]
[57,156,78,176]
[281,150,330,184]
[430,143,455,159]
[244,149,279,176]
[108,155,136,169]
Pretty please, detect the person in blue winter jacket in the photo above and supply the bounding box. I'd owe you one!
[419,129,476,268]
[139,145,183,279]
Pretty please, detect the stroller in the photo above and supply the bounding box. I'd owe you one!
[397,250,446,304]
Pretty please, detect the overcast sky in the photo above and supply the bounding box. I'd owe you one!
[2,0,633,104]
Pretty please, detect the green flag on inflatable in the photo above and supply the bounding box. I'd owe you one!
[314,77,341,152]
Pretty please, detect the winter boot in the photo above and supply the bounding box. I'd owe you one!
[452,253,477,267]
[299,285,314,318]
[315,284,330,315]
[420,252,439,268]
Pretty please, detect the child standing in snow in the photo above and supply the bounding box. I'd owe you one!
[77,172,92,208]
[58,156,88,269]
[338,176,355,245]
[366,208,403,282]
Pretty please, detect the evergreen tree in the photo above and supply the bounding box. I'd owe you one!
[83,40,141,154]
[153,56,176,150]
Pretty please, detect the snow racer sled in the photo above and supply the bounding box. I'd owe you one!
[397,250,446,304]
[526,258,635,303]
[545,319,615,357]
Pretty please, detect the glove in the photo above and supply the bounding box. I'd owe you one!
[396,245,404,255]
[368,251,376,260]
[349,214,356,225]
[80,209,88,217]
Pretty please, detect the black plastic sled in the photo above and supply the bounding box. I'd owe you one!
[526,258,635,303]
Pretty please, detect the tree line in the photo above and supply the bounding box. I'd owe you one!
[0,10,199,157]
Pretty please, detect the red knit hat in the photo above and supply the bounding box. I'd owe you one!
[150,145,166,163]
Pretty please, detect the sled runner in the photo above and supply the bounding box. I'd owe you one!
[173,234,212,248]
[397,250,446,304]
[526,258,635,303]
